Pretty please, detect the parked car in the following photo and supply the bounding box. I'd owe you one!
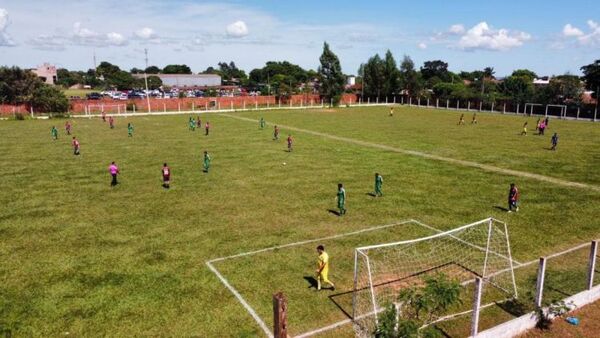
[86,92,102,100]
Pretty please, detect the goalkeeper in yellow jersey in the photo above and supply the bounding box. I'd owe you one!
[316,245,335,291]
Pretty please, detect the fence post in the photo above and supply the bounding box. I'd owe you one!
[467,101,471,111]
[479,101,482,111]
[436,98,439,108]
[330,98,333,107]
[218,101,221,110]
[503,103,506,114]
[535,257,547,307]
[446,99,449,109]
[587,241,598,290]
[163,103,166,113]
[376,97,379,104]
[30,106,34,118]
[192,102,195,112]
[401,96,404,105]
[273,292,288,338]
[409,97,412,106]
[178,102,181,112]
[427,98,430,107]
[385,96,388,104]
[133,104,136,114]
[516,104,520,115]
[577,107,580,120]
[417,97,421,106]
[244,100,246,110]
[594,108,597,122]
[279,100,281,108]
[232,101,234,111]
[456,100,459,110]
[321,99,324,107]
[471,277,483,337]
[491,102,494,112]
[255,100,258,110]
[393,96,396,104]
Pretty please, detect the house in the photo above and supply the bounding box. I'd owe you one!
[31,63,57,85]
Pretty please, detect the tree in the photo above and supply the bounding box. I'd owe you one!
[360,54,385,98]
[374,274,461,338]
[511,69,537,81]
[106,70,136,90]
[56,68,85,88]
[502,75,534,104]
[146,75,163,90]
[145,65,161,74]
[421,60,450,86]
[30,85,69,113]
[399,55,422,96]
[318,42,346,105]
[483,67,496,79]
[96,61,121,78]
[383,50,400,97]
[536,74,583,104]
[581,59,600,99]
[0,66,43,104]
[130,67,144,74]
[162,64,192,74]
[201,66,220,75]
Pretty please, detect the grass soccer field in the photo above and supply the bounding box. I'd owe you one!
[0,106,599,337]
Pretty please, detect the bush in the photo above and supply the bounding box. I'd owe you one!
[30,85,69,113]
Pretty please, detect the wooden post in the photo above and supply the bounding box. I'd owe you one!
[535,257,547,307]
[587,241,598,290]
[471,277,483,337]
[273,292,288,338]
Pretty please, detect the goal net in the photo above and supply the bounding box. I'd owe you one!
[352,218,517,336]
[85,104,127,115]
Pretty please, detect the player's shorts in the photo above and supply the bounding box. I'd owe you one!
[163,175,170,182]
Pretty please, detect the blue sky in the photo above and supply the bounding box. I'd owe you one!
[0,0,598,76]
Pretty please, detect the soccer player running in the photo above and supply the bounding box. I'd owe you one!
[162,163,171,188]
[127,122,134,137]
[101,111,106,122]
[389,107,394,117]
[336,183,346,216]
[458,114,465,125]
[508,183,519,213]
[108,161,120,187]
[51,126,58,140]
[551,132,559,151]
[205,121,210,136]
[189,117,196,131]
[273,125,280,140]
[471,113,478,124]
[374,173,383,197]
[287,134,293,152]
[259,117,266,129]
[203,151,211,173]
[109,116,115,129]
[197,116,202,129]
[65,121,72,135]
[72,136,80,155]
[315,245,335,291]
[521,122,528,136]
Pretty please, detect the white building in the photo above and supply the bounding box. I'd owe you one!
[31,63,57,85]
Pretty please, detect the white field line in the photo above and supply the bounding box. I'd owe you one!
[205,261,273,338]
[206,219,432,338]
[207,220,415,263]
[222,113,600,193]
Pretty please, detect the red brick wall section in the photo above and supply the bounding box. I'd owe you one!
[0,94,358,116]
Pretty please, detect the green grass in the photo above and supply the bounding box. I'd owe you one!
[62,89,96,98]
[0,106,598,337]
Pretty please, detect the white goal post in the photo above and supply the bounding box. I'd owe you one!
[85,104,127,115]
[545,104,567,118]
[352,218,518,336]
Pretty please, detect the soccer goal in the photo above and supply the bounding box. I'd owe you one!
[85,104,127,115]
[545,104,567,118]
[352,218,517,337]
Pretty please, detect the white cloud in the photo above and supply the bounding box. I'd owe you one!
[560,20,600,47]
[226,20,248,38]
[418,42,427,49]
[458,22,530,51]
[562,24,583,37]
[135,27,157,40]
[106,32,127,45]
[449,24,465,35]
[0,8,16,46]
[73,22,98,39]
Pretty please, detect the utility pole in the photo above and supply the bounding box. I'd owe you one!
[144,49,151,113]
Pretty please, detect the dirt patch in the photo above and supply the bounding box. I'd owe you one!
[519,300,600,337]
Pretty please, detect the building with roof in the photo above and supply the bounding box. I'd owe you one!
[31,63,57,85]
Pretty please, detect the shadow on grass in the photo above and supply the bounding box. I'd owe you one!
[327,209,341,216]
[328,289,354,319]
[303,276,318,289]
[496,298,529,317]
[366,192,376,197]
[494,205,509,212]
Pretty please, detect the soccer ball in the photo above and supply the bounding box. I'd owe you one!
[283,162,287,166]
